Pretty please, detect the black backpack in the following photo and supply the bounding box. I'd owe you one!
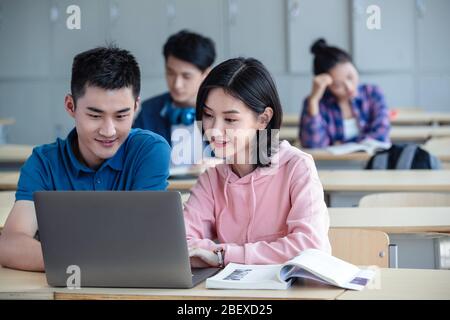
[365,143,442,170]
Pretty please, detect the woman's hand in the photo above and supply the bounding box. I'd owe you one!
[189,247,220,268]
[310,73,333,101]
[308,74,333,116]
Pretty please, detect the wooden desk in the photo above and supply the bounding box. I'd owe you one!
[337,268,450,300]
[0,267,344,300]
[4,170,450,194]
[0,174,195,193]
[0,118,15,126]
[279,127,298,143]
[392,112,450,126]
[302,149,371,161]
[329,207,450,233]
[303,148,450,163]
[319,170,450,193]
[0,171,19,191]
[0,192,14,230]
[282,112,450,127]
[390,126,450,142]
[320,170,450,207]
[0,144,33,164]
[282,114,299,127]
[168,178,197,191]
[54,281,344,300]
[169,170,450,193]
[0,267,53,300]
[279,126,450,144]
[423,138,450,162]
[1,266,448,300]
[0,173,197,192]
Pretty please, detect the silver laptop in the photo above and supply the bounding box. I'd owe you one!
[34,191,219,288]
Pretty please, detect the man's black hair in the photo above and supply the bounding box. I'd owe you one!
[163,30,216,72]
[71,46,141,102]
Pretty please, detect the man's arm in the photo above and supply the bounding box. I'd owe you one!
[0,200,44,271]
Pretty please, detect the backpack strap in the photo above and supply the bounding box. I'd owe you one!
[371,152,389,169]
[429,154,442,169]
[395,144,418,169]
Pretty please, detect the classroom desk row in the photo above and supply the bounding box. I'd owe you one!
[0,118,15,126]
[279,126,450,144]
[166,170,450,194]
[2,170,450,194]
[1,195,448,234]
[0,266,449,300]
[0,144,34,164]
[282,112,450,127]
[0,171,19,190]
[1,139,450,174]
[304,147,450,163]
[168,170,450,207]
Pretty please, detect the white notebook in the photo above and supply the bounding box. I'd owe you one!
[206,249,375,291]
[325,138,391,156]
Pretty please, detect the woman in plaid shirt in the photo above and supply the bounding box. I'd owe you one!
[299,39,391,148]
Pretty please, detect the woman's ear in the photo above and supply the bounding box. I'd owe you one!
[258,107,274,129]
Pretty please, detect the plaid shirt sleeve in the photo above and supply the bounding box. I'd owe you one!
[364,85,391,143]
[299,97,331,148]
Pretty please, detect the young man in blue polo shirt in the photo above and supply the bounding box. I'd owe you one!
[0,46,170,271]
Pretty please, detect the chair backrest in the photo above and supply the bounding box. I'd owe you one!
[328,228,390,268]
[359,192,450,207]
[0,191,15,233]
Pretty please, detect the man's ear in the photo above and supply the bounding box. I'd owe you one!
[134,96,141,112]
[65,94,76,119]
[258,107,274,129]
[133,96,141,120]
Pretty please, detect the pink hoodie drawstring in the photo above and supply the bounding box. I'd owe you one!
[246,175,257,242]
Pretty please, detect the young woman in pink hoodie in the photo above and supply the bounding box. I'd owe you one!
[185,57,331,268]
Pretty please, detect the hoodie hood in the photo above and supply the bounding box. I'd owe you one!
[213,140,310,241]
[215,140,303,185]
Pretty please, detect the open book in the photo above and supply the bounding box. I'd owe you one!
[325,138,391,156]
[206,249,375,291]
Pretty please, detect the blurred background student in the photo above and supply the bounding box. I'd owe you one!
[299,39,391,149]
[133,30,216,170]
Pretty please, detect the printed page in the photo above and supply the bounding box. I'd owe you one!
[361,138,392,153]
[340,269,376,291]
[283,249,361,287]
[279,265,333,286]
[206,263,290,290]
